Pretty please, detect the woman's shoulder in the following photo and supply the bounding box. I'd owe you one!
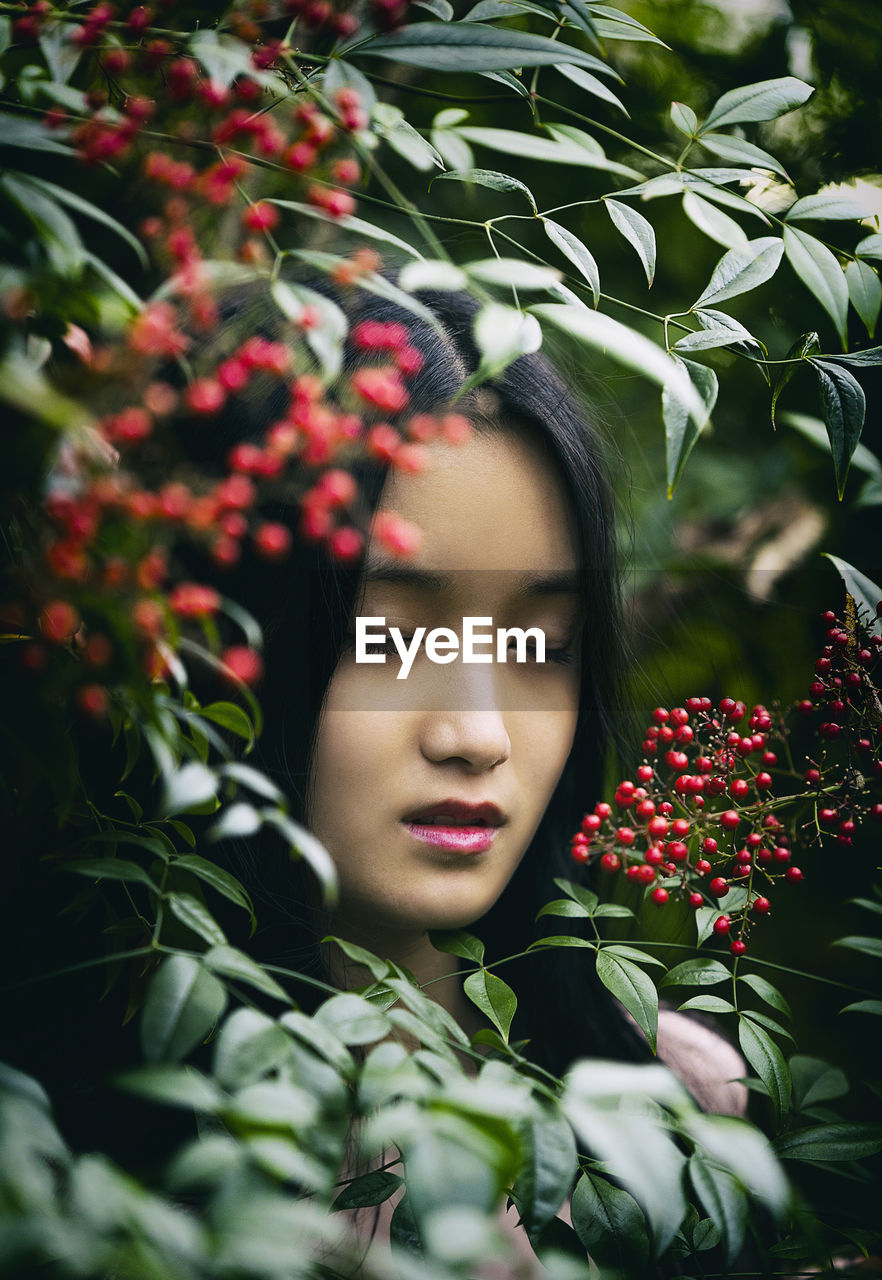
[656,1006,748,1117]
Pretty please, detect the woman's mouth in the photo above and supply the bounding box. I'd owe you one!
[401,799,506,853]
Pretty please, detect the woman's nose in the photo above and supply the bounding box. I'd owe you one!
[419,706,512,772]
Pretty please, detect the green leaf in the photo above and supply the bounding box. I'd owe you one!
[466,258,561,290]
[698,131,790,179]
[670,100,698,136]
[841,1000,882,1016]
[674,323,747,352]
[831,934,882,958]
[738,1017,791,1119]
[846,260,881,337]
[602,944,666,969]
[399,260,468,291]
[700,76,813,132]
[11,173,148,267]
[355,21,617,72]
[678,995,736,1014]
[190,29,279,90]
[552,877,598,913]
[63,854,160,891]
[822,555,882,636]
[428,928,485,964]
[262,811,338,906]
[790,1056,849,1110]
[463,970,517,1041]
[694,236,784,308]
[682,190,748,250]
[774,1123,882,1162]
[661,957,731,988]
[0,115,74,156]
[783,225,848,346]
[160,763,218,817]
[270,278,347,379]
[220,762,286,804]
[557,63,628,115]
[322,936,390,982]
[570,1170,649,1272]
[741,1009,795,1044]
[847,896,882,915]
[514,1104,578,1234]
[810,359,866,498]
[604,198,656,286]
[314,992,392,1044]
[199,701,255,742]
[114,1065,224,1112]
[590,7,667,46]
[431,167,536,211]
[856,233,882,262]
[738,973,792,1019]
[413,0,454,18]
[373,102,445,171]
[167,893,228,947]
[688,1152,748,1264]
[683,1114,789,1218]
[543,219,600,304]
[213,1008,289,1090]
[786,190,874,222]
[207,802,262,842]
[596,952,658,1052]
[333,1170,404,1210]
[532,303,709,431]
[526,935,595,950]
[203,945,290,1002]
[536,898,591,919]
[771,331,820,427]
[141,956,228,1064]
[467,302,542,386]
[322,58,377,115]
[173,854,256,930]
[663,355,718,496]
[280,1011,355,1076]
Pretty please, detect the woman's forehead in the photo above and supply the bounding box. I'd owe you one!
[373,427,581,574]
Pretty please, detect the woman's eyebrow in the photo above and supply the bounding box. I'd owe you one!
[363,565,446,591]
[519,570,581,597]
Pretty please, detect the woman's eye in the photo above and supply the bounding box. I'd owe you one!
[508,639,575,666]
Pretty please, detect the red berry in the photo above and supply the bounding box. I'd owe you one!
[652,707,669,724]
[671,818,690,838]
[772,846,791,863]
[645,845,664,865]
[702,837,718,855]
[254,522,292,559]
[651,887,669,905]
[616,780,636,801]
[819,808,839,826]
[636,799,656,820]
[616,827,636,847]
[648,816,668,838]
[636,764,653,782]
[730,939,746,957]
[599,852,620,872]
[665,841,688,863]
[785,866,804,883]
[713,914,731,935]
[221,645,263,686]
[582,813,602,835]
[730,778,750,799]
[695,859,712,875]
[710,877,729,897]
[720,810,740,831]
[755,772,772,791]
[571,843,591,864]
[595,802,612,820]
[752,896,771,914]
[636,864,656,884]
[689,892,704,907]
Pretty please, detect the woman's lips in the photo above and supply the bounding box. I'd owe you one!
[404,822,498,853]
[401,798,505,853]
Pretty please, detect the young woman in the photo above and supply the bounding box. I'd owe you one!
[224,284,746,1116]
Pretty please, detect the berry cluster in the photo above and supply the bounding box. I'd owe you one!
[1,0,461,721]
[571,601,882,955]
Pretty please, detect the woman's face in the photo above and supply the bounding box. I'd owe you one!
[308,425,584,942]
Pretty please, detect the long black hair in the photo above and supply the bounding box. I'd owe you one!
[208,281,650,1078]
